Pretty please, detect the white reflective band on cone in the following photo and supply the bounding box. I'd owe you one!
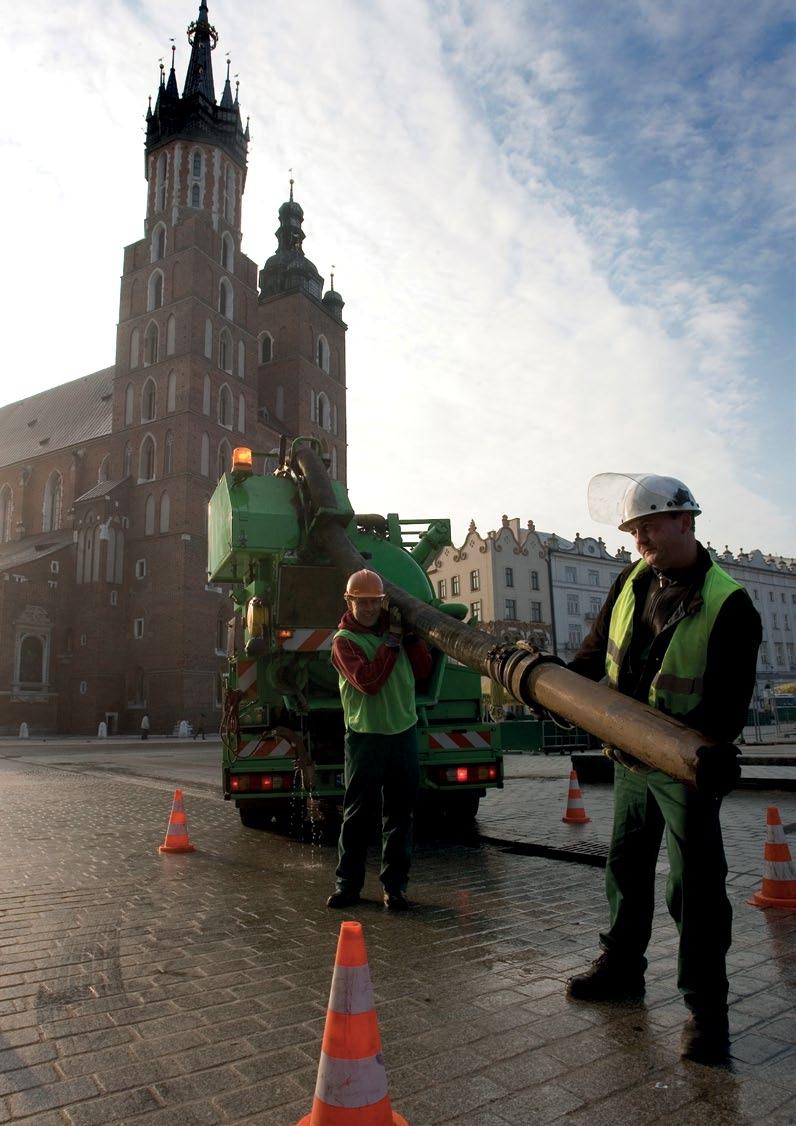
[765,861,796,881]
[314,1051,389,1108]
[329,963,375,1015]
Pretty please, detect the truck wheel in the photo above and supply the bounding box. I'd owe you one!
[238,805,271,829]
[441,792,480,825]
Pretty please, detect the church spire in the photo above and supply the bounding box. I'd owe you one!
[220,56,234,109]
[183,1,218,102]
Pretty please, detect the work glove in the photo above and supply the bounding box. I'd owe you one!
[695,744,741,798]
[384,604,403,649]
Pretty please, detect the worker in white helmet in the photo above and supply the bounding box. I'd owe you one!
[566,474,761,1065]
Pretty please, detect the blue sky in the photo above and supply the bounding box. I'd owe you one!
[3,0,794,556]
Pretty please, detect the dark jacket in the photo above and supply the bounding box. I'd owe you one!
[568,544,761,743]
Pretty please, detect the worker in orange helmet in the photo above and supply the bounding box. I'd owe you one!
[327,569,432,911]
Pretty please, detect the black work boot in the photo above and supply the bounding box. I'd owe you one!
[680,1013,730,1065]
[326,888,361,909]
[383,891,411,912]
[566,952,645,1001]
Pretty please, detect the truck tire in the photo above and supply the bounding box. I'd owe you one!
[238,805,272,829]
[440,792,480,826]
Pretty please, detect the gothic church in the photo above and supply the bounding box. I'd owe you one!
[0,2,347,735]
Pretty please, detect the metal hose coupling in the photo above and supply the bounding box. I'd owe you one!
[485,640,565,712]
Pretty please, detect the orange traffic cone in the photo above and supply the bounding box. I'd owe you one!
[158,789,195,854]
[297,921,408,1126]
[562,769,591,824]
[749,806,796,909]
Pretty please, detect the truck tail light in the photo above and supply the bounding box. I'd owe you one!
[230,772,294,793]
[435,764,498,785]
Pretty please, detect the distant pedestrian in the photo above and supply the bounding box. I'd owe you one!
[140,713,150,741]
[565,474,761,1065]
[193,713,206,741]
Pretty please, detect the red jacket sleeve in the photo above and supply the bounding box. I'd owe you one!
[332,635,399,696]
[405,636,433,683]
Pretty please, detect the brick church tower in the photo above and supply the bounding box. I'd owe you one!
[0,1,347,735]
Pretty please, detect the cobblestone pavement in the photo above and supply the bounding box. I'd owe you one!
[0,753,794,1125]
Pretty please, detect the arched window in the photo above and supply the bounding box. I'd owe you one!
[317,334,330,373]
[0,486,13,542]
[141,378,157,422]
[156,152,167,211]
[19,636,44,687]
[203,374,211,415]
[218,328,232,373]
[139,435,156,482]
[159,492,170,533]
[237,394,245,432]
[204,318,213,359]
[192,150,202,179]
[145,494,155,535]
[259,333,273,364]
[98,456,110,483]
[166,314,176,355]
[219,278,233,319]
[217,439,232,480]
[317,392,331,432]
[129,328,140,370]
[144,321,159,366]
[218,384,233,428]
[275,385,284,418]
[164,430,174,475]
[123,442,132,477]
[191,182,201,208]
[42,472,63,532]
[238,340,245,379]
[167,370,177,412]
[221,232,234,271]
[201,433,210,476]
[124,382,134,426]
[224,165,235,224]
[151,223,166,262]
[147,269,163,312]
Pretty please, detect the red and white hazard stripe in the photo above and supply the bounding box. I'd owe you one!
[236,659,257,699]
[428,730,492,750]
[278,628,334,652]
[236,737,294,760]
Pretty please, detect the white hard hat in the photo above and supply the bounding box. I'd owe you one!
[588,473,701,531]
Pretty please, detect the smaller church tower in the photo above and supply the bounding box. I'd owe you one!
[256,182,348,482]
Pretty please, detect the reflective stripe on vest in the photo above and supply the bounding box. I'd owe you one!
[335,628,417,734]
[606,558,741,716]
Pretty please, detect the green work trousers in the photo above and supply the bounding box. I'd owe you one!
[335,726,420,896]
[601,762,731,1015]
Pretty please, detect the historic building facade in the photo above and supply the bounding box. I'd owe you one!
[0,2,347,735]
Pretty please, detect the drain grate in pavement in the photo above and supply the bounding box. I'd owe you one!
[482,835,609,868]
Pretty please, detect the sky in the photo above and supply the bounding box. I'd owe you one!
[4,0,795,557]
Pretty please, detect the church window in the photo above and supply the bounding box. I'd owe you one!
[19,635,45,687]
[147,269,163,311]
[124,383,134,426]
[192,151,202,179]
[218,328,232,373]
[200,433,210,476]
[159,491,170,533]
[164,430,174,475]
[238,340,245,378]
[42,473,63,532]
[144,494,155,535]
[0,486,13,542]
[219,278,233,319]
[152,223,166,262]
[221,232,234,271]
[217,439,232,480]
[129,329,140,370]
[166,314,176,355]
[218,384,233,428]
[98,456,110,483]
[156,152,167,212]
[144,321,159,366]
[203,374,211,415]
[204,318,213,359]
[139,436,156,482]
[191,182,201,208]
[237,394,245,432]
[141,378,157,423]
[260,333,273,364]
[275,385,284,418]
[224,166,235,224]
[317,334,330,373]
[167,370,177,412]
[317,392,331,432]
[123,442,132,477]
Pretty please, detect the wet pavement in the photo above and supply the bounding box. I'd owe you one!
[0,744,794,1124]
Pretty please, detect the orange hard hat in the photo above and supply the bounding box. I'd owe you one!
[345,569,384,598]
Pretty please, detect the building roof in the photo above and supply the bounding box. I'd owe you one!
[0,369,114,471]
[73,479,126,505]
[0,531,73,573]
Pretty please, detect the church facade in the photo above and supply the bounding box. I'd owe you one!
[0,2,347,736]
